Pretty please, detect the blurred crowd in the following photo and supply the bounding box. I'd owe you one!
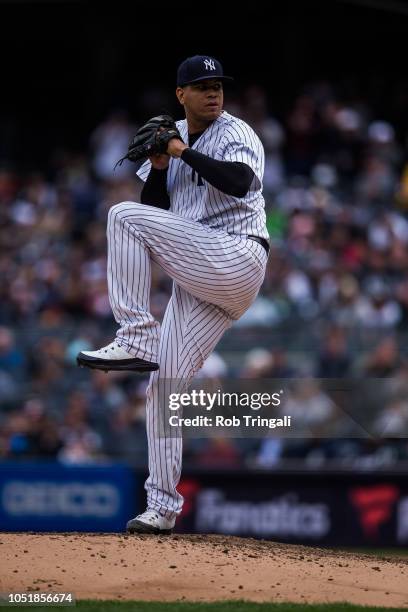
[1,80,408,468]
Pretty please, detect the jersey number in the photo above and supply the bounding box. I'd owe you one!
[191,169,204,187]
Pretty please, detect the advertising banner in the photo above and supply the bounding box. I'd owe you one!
[0,462,136,532]
[175,471,408,547]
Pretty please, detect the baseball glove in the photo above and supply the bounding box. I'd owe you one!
[114,114,182,169]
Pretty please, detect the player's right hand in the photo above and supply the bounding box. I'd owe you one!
[150,154,170,170]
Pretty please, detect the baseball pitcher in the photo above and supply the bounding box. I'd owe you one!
[77,55,270,533]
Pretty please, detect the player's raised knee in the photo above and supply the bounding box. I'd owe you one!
[107,201,144,225]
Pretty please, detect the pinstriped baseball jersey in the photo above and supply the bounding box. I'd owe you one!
[106,108,270,522]
[137,110,268,239]
[106,202,268,519]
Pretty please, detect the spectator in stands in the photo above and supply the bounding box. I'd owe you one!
[317,326,350,378]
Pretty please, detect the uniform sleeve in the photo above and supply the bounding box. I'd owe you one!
[141,168,170,210]
[180,149,254,198]
[220,125,264,190]
[136,159,152,182]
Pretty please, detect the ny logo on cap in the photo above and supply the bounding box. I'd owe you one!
[204,58,216,71]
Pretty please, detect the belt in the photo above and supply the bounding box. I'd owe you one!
[247,235,270,255]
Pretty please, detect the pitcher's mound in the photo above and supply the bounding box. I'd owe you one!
[1,533,408,608]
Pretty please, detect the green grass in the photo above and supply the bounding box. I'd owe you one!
[334,548,408,558]
[76,603,407,612]
[2,602,406,612]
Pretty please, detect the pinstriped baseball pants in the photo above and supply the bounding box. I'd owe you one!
[107,201,268,519]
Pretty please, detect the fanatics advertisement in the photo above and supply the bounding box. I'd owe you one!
[176,472,408,547]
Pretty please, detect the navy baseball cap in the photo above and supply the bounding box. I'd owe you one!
[177,55,233,87]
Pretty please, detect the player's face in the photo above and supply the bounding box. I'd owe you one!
[177,79,224,123]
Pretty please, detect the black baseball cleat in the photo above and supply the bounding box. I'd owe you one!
[76,341,159,373]
[126,509,175,535]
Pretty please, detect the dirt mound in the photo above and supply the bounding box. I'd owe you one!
[1,533,408,607]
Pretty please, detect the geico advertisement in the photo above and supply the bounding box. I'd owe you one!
[2,481,119,517]
[0,463,135,531]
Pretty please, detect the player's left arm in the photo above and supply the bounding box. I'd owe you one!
[167,139,254,198]
[218,126,264,190]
